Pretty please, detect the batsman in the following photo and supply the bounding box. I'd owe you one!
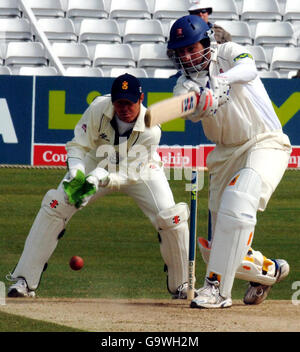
[7,74,191,299]
[167,15,292,308]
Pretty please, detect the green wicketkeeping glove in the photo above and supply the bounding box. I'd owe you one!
[75,167,109,208]
[75,176,98,208]
[63,169,86,205]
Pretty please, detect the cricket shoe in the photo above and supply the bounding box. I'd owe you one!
[172,282,200,299]
[7,278,36,298]
[190,277,232,309]
[243,259,289,305]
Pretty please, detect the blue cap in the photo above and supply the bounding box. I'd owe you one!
[111,73,142,103]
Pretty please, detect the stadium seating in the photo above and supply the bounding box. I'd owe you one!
[109,0,151,33]
[37,18,77,43]
[0,18,33,42]
[79,19,121,44]
[287,70,299,79]
[152,0,189,38]
[0,48,4,66]
[22,0,65,18]
[0,0,21,18]
[292,22,300,46]
[137,43,173,77]
[152,0,189,20]
[208,0,239,21]
[254,21,296,62]
[65,66,104,77]
[123,19,165,44]
[151,68,178,78]
[51,42,91,67]
[270,47,300,72]
[214,21,252,45]
[123,19,165,60]
[67,0,108,20]
[79,19,121,58]
[258,70,281,78]
[109,67,148,78]
[241,0,282,21]
[18,66,58,76]
[0,66,12,75]
[245,45,269,71]
[93,43,136,72]
[234,0,243,14]
[283,0,300,22]
[241,0,282,37]
[255,21,296,46]
[60,0,69,12]
[5,42,48,70]
[66,0,109,32]
[145,0,156,14]
[109,0,151,20]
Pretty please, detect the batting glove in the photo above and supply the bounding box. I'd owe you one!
[210,76,231,107]
[76,167,109,208]
[184,87,218,122]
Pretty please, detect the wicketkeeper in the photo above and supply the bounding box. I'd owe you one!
[7,74,191,299]
[167,15,292,308]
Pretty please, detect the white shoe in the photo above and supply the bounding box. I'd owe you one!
[243,259,289,305]
[7,278,36,298]
[190,277,232,309]
[172,282,200,299]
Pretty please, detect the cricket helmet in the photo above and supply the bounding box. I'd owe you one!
[167,15,211,74]
[167,15,210,50]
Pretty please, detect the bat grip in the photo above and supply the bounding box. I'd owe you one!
[195,93,201,107]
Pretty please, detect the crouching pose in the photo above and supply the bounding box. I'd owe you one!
[167,15,292,308]
[7,74,190,299]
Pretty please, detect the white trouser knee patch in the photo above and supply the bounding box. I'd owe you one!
[12,189,77,290]
[157,202,189,294]
[206,168,262,298]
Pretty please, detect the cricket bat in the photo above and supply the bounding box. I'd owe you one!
[187,169,198,300]
[144,91,199,127]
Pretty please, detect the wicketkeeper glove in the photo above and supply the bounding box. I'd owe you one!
[63,169,86,206]
[76,167,109,208]
[66,157,85,179]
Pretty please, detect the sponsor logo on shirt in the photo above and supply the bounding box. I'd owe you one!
[233,53,253,62]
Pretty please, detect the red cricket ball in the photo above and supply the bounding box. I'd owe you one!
[69,256,84,271]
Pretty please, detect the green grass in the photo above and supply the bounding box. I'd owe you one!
[0,311,84,332]
[0,168,299,305]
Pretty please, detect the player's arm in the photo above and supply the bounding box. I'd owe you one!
[63,97,108,206]
[78,122,161,207]
[173,75,229,122]
[216,43,258,85]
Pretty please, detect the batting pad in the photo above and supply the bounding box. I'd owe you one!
[236,248,277,285]
[206,168,262,298]
[198,238,277,286]
[156,202,190,294]
[12,189,77,290]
